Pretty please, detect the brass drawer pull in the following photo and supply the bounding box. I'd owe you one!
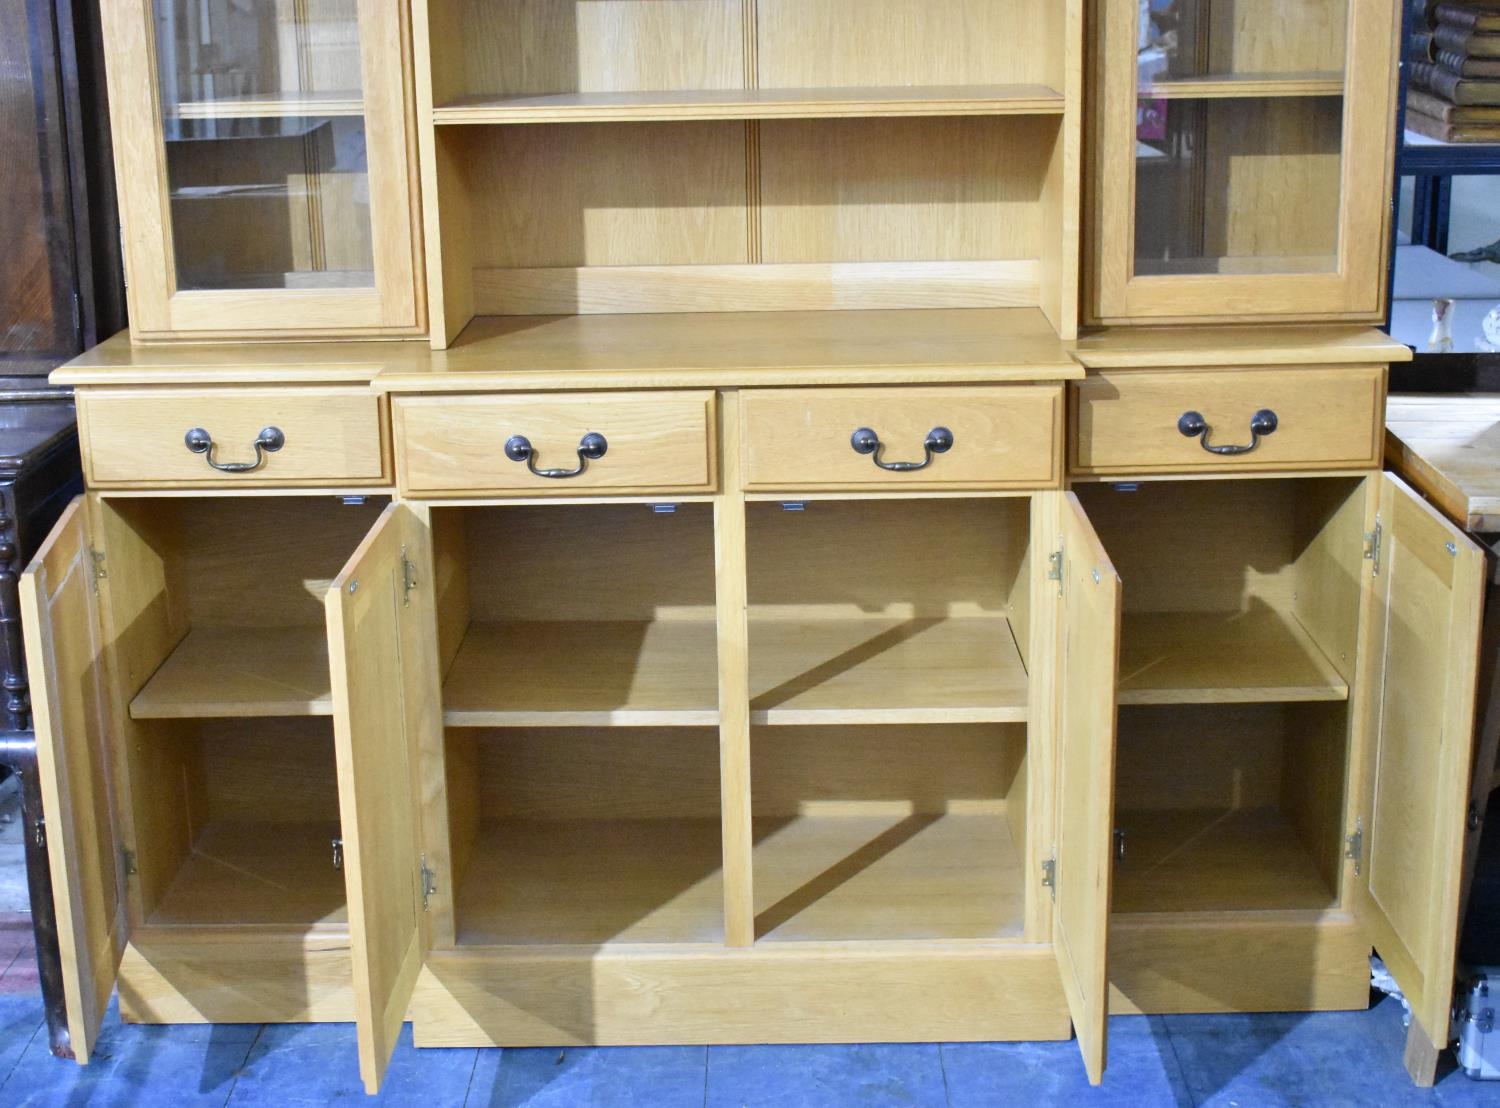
[850,426,954,472]
[1176,409,1278,456]
[183,426,285,472]
[504,432,608,479]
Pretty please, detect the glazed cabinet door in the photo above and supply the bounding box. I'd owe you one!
[1351,474,1485,1050]
[20,498,123,1063]
[326,503,438,1093]
[1052,492,1122,1085]
[1090,0,1400,323]
[100,0,422,339]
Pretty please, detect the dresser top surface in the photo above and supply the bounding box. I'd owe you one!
[1386,394,1500,534]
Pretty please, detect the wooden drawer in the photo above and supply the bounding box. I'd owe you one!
[394,391,717,496]
[740,386,1062,490]
[80,387,388,487]
[1071,367,1385,475]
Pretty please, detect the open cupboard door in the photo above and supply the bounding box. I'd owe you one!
[1052,493,1122,1085]
[326,503,437,1093]
[1351,474,1486,1052]
[20,498,122,1063]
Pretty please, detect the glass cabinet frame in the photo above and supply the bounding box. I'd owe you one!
[1088,0,1402,324]
[100,0,423,340]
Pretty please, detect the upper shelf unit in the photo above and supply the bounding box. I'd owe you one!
[415,0,1085,348]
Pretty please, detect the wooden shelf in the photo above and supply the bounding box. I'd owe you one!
[1118,609,1348,705]
[1111,808,1338,914]
[750,616,1027,726]
[442,621,719,727]
[149,821,347,930]
[1140,72,1344,99]
[753,810,1024,942]
[433,84,1065,125]
[378,309,1082,392]
[173,91,365,119]
[131,627,331,720]
[455,819,725,946]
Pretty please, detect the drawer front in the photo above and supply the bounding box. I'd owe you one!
[81,387,388,487]
[1071,367,1385,475]
[395,391,717,496]
[740,386,1062,490]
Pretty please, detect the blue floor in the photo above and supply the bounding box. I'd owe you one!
[1,993,1498,1107]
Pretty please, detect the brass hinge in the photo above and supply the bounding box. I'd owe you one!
[420,854,437,912]
[1346,818,1364,877]
[89,548,107,593]
[1364,521,1383,578]
[120,847,137,877]
[401,545,418,607]
[1041,856,1057,900]
[1047,549,1064,597]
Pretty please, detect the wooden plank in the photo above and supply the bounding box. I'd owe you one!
[749,616,1028,725]
[455,819,725,946]
[1053,492,1121,1085]
[130,626,332,719]
[118,932,356,1025]
[1351,475,1486,1051]
[753,810,1024,942]
[21,498,120,1064]
[326,505,428,1093]
[1117,608,1348,704]
[1112,808,1339,914]
[442,621,719,727]
[1108,912,1370,1015]
[374,308,1082,392]
[1073,325,1410,368]
[147,820,348,928]
[1386,395,1500,534]
[1142,73,1344,99]
[472,261,1041,316]
[716,391,755,949]
[436,85,1064,123]
[412,943,1072,1047]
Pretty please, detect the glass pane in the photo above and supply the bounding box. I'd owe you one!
[1133,96,1344,277]
[1138,0,1348,87]
[154,1,373,291]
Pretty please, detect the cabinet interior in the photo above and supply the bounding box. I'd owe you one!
[750,723,1028,942]
[98,495,389,930]
[746,498,1032,725]
[431,502,719,727]
[1074,476,1366,915]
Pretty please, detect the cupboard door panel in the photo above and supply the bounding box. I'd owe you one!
[1052,492,1122,1084]
[326,504,436,1093]
[1353,474,1485,1048]
[20,498,121,1064]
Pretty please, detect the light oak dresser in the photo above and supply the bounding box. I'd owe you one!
[27,0,1481,1095]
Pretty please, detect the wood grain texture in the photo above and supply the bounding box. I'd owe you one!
[129,626,333,718]
[412,943,1072,1047]
[118,931,356,1024]
[434,85,1065,123]
[1053,492,1121,1085]
[748,616,1028,725]
[21,499,120,1064]
[395,391,716,497]
[1071,367,1384,475]
[1108,912,1370,1015]
[1351,475,1485,1049]
[384,309,1082,391]
[442,620,719,727]
[79,387,388,487]
[1143,74,1343,99]
[1117,609,1348,704]
[326,505,427,1092]
[1072,326,1409,368]
[740,386,1062,491]
[1111,808,1338,914]
[1386,395,1500,533]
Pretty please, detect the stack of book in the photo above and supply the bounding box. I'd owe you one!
[1410,1,1500,141]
